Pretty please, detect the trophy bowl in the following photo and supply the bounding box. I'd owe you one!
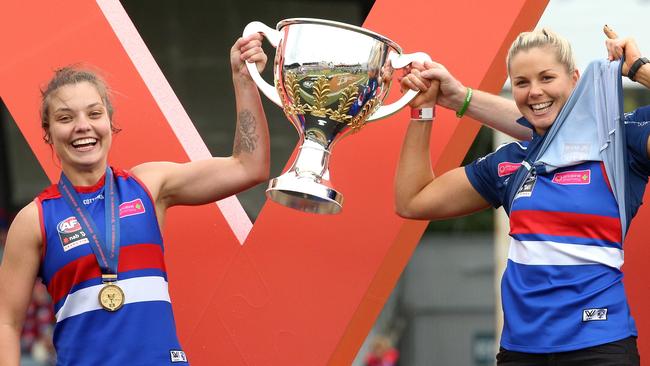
[243,18,430,214]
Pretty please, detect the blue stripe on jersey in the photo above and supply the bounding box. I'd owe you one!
[53,301,186,365]
[511,163,620,218]
[500,260,636,353]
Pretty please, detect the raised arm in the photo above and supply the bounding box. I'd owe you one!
[395,76,491,220]
[412,61,531,140]
[132,33,270,214]
[604,25,650,158]
[0,202,42,366]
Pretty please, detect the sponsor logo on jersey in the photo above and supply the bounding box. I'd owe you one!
[552,170,591,185]
[514,172,537,199]
[170,350,188,362]
[82,193,104,205]
[56,216,89,252]
[498,162,521,177]
[583,308,607,322]
[119,198,146,218]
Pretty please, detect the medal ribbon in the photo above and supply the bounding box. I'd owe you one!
[58,167,121,283]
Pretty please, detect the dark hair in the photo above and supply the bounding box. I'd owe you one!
[40,66,119,143]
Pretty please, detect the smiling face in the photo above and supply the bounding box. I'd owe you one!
[46,81,112,174]
[509,46,579,135]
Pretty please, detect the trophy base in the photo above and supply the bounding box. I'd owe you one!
[266,174,343,214]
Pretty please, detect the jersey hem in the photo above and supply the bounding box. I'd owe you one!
[500,331,637,353]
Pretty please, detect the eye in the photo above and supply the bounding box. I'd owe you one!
[89,110,104,119]
[57,115,72,123]
[514,80,529,87]
[541,75,555,82]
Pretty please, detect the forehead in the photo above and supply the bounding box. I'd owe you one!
[509,46,564,74]
[49,81,103,110]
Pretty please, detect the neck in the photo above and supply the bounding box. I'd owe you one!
[61,163,108,186]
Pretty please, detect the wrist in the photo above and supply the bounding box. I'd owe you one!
[410,107,435,121]
[455,87,473,118]
[232,72,256,87]
[628,56,649,82]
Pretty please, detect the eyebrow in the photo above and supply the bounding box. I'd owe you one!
[53,102,104,114]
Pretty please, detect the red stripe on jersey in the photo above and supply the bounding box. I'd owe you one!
[600,162,613,193]
[510,210,621,244]
[48,243,166,304]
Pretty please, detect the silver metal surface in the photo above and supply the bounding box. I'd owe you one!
[256,18,404,214]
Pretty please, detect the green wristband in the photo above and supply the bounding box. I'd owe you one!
[456,87,473,118]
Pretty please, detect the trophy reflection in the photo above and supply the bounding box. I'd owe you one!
[243,18,430,214]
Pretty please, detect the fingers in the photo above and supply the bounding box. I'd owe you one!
[236,34,267,65]
[408,79,440,108]
[605,39,625,61]
[419,67,447,82]
[240,45,265,62]
[400,69,431,92]
[603,24,618,39]
[233,33,264,54]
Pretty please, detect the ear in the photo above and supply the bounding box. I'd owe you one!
[571,68,580,84]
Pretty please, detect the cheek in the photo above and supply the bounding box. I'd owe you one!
[512,91,528,108]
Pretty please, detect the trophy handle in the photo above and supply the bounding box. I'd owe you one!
[367,51,432,121]
[242,21,283,107]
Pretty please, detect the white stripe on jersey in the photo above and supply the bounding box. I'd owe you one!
[508,238,624,269]
[55,276,171,322]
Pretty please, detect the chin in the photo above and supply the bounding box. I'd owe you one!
[529,116,556,133]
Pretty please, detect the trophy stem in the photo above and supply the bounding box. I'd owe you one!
[266,139,343,214]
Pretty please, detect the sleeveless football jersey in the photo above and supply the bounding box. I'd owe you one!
[36,167,189,365]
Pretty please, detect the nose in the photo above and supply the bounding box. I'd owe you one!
[73,113,92,132]
[529,81,543,98]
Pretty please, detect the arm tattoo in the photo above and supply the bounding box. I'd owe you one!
[233,110,258,155]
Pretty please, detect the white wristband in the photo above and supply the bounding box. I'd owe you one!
[410,107,435,121]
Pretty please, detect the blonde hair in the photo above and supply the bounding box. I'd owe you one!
[506,28,576,75]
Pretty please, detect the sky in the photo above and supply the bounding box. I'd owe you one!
[536,0,650,87]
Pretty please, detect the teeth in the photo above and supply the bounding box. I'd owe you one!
[72,138,97,147]
[531,101,552,111]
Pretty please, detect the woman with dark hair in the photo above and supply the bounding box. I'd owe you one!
[0,34,269,365]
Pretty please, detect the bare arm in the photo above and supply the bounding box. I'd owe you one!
[395,120,492,220]
[0,202,42,366]
[395,79,491,220]
[131,34,270,214]
[406,61,531,141]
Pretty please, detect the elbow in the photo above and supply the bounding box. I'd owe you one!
[395,200,423,220]
[234,156,270,187]
[249,164,270,187]
[252,170,270,186]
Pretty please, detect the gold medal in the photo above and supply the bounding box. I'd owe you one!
[98,283,125,311]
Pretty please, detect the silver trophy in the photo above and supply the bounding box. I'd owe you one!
[243,18,430,214]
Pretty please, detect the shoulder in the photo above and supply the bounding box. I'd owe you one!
[624,106,650,124]
[474,140,529,167]
[9,201,42,243]
[37,184,60,201]
[128,161,178,203]
[129,161,173,186]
